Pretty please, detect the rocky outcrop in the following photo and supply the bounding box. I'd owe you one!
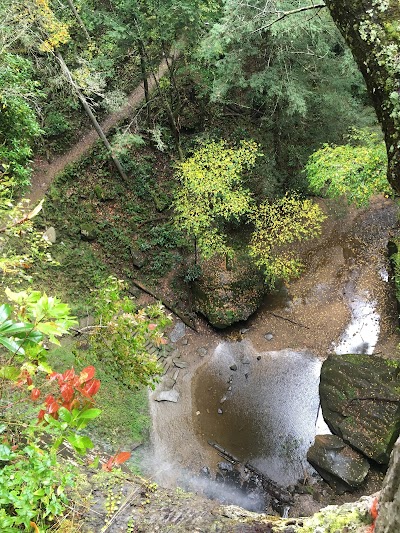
[319,354,400,464]
[193,254,266,328]
[307,434,370,493]
[376,437,400,533]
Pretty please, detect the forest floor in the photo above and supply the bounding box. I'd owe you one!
[27,58,169,205]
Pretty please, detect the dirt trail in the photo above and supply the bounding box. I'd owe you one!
[27,59,169,205]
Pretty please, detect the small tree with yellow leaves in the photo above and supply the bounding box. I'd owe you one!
[174,140,326,287]
[174,140,259,262]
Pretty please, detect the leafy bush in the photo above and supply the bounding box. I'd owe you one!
[306,129,389,206]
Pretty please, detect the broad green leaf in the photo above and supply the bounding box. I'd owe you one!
[0,336,24,355]
[57,407,72,424]
[0,304,11,323]
[78,408,101,421]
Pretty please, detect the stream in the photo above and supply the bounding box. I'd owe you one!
[148,196,399,515]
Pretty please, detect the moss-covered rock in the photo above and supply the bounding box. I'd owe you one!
[320,354,400,464]
[193,254,266,328]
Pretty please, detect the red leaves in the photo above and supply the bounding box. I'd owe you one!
[81,379,100,398]
[367,496,379,533]
[60,383,74,402]
[102,451,131,471]
[35,366,101,422]
[79,366,95,383]
[30,388,41,401]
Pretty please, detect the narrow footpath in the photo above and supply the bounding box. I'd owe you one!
[28,59,169,204]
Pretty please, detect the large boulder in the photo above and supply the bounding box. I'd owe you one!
[193,254,266,328]
[320,354,400,464]
[307,434,370,493]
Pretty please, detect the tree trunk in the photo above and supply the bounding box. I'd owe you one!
[325,0,400,193]
[55,52,129,183]
[65,0,91,41]
[137,38,151,127]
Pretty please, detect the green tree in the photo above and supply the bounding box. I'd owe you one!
[249,194,326,285]
[174,140,258,260]
[0,52,42,189]
[197,0,375,189]
[324,0,400,193]
[306,128,389,206]
[175,140,325,285]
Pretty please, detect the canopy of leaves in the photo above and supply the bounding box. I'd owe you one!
[249,194,326,285]
[174,140,259,258]
[306,129,389,206]
[196,0,375,189]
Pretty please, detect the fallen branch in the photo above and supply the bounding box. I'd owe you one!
[268,311,310,329]
[128,279,197,331]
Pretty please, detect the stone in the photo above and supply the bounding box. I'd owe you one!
[307,434,370,493]
[162,377,176,390]
[320,354,400,464]
[241,328,250,334]
[376,437,400,533]
[43,226,56,243]
[130,247,145,268]
[182,339,189,345]
[192,254,266,328]
[265,333,274,341]
[218,408,223,415]
[173,359,188,369]
[242,356,251,364]
[80,223,97,241]
[155,389,180,403]
[79,315,95,329]
[169,321,186,343]
[230,364,238,371]
[197,347,207,357]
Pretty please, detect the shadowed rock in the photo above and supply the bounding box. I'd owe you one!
[307,434,370,493]
[320,354,400,464]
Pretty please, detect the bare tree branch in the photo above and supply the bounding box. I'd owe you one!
[253,3,326,33]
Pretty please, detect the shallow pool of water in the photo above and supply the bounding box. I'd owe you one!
[193,342,329,487]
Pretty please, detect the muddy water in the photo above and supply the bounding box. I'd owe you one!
[149,196,399,504]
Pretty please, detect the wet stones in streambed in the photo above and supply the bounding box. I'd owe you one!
[155,389,180,402]
[307,434,370,494]
[169,321,186,343]
[320,354,400,464]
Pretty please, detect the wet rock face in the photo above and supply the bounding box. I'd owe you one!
[307,434,370,493]
[376,437,400,533]
[320,354,400,464]
[193,255,266,328]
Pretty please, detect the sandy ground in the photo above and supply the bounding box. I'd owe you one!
[148,195,400,513]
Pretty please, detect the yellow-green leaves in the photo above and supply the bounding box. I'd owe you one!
[174,140,325,287]
[249,194,326,286]
[306,129,389,206]
[174,140,260,258]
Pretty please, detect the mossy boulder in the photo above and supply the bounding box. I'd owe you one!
[80,222,97,241]
[193,254,266,328]
[320,354,400,464]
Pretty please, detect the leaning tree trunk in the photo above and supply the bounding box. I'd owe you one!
[325,0,400,193]
[56,52,129,183]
